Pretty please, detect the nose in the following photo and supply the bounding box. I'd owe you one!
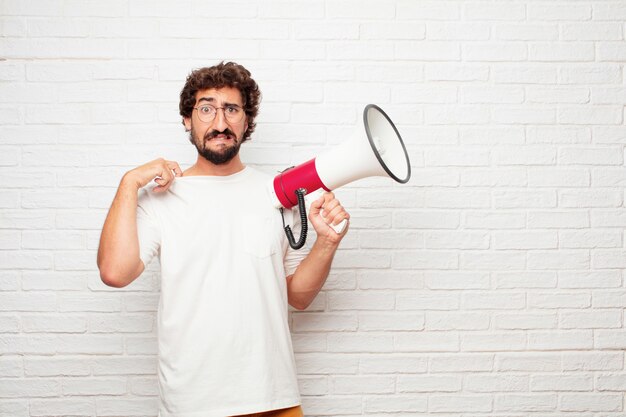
[212,108,228,131]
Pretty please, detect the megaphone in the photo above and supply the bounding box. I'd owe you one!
[269,104,411,249]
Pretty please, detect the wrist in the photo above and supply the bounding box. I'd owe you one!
[121,171,142,191]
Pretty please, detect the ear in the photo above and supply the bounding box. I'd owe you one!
[183,117,191,132]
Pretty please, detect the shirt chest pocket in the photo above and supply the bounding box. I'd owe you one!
[240,214,280,259]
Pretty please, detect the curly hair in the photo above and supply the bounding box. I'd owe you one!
[179,62,261,142]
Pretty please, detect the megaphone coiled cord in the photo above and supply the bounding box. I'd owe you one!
[281,188,308,250]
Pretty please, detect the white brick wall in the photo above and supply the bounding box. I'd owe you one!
[1,0,625,416]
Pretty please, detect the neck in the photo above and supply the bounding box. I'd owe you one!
[184,154,245,177]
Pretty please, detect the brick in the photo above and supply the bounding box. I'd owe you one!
[528,126,591,144]
[295,354,358,375]
[397,1,461,20]
[426,22,490,40]
[130,376,158,396]
[395,332,459,352]
[493,190,557,209]
[461,86,524,104]
[425,190,491,208]
[464,42,528,62]
[596,373,626,391]
[359,355,427,374]
[397,375,461,392]
[327,333,393,353]
[493,231,557,250]
[560,394,623,412]
[430,354,493,372]
[592,290,626,307]
[301,396,362,416]
[559,229,622,249]
[495,24,559,41]
[425,149,489,166]
[595,330,626,349]
[528,293,591,309]
[292,313,357,332]
[464,2,525,20]
[529,43,595,62]
[494,272,557,289]
[528,3,591,20]
[424,231,489,249]
[528,168,589,187]
[598,42,626,61]
[528,331,593,350]
[393,250,458,270]
[426,63,489,81]
[396,292,460,311]
[496,353,561,372]
[425,312,490,330]
[328,292,394,311]
[0,378,60,398]
[460,168,527,187]
[495,313,557,330]
[429,395,492,412]
[464,211,526,229]
[96,398,158,417]
[466,375,528,392]
[560,310,622,329]
[394,210,460,229]
[560,65,622,84]
[528,210,589,228]
[22,315,86,333]
[0,357,22,377]
[358,271,424,290]
[559,270,620,288]
[526,87,590,104]
[331,376,394,394]
[494,146,556,165]
[592,87,626,104]
[493,65,557,84]
[396,41,461,61]
[559,106,623,125]
[562,23,623,40]
[462,333,527,352]
[358,313,424,331]
[29,399,95,416]
[462,293,526,310]
[528,250,589,270]
[562,352,623,371]
[560,189,622,208]
[393,85,457,104]
[495,394,557,412]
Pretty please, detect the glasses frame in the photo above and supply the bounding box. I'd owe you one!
[193,103,245,124]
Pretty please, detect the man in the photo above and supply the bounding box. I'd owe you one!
[97,61,349,417]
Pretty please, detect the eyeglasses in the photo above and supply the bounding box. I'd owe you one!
[193,104,245,124]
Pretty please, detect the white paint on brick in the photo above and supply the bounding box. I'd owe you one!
[3,2,626,415]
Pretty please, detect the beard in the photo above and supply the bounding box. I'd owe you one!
[189,126,242,165]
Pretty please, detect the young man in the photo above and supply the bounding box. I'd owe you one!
[97,62,349,417]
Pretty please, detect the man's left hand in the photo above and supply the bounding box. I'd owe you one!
[308,192,350,244]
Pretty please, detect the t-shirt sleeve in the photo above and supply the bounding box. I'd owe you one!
[283,205,309,276]
[137,188,161,268]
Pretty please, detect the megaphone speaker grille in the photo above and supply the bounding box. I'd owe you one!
[363,104,411,184]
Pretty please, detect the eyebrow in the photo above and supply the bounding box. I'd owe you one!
[197,97,242,107]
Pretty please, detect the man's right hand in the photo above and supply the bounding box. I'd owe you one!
[123,158,183,193]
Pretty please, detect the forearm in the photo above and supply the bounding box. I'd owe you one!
[287,237,339,310]
[97,175,144,287]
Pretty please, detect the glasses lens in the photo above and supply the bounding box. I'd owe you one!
[196,105,244,123]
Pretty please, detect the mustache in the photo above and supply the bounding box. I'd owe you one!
[204,129,236,141]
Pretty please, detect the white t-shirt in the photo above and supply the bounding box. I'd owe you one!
[136,166,308,417]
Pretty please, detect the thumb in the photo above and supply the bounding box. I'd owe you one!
[308,194,325,217]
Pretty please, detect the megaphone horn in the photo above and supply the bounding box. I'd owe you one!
[269,104,411,249]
